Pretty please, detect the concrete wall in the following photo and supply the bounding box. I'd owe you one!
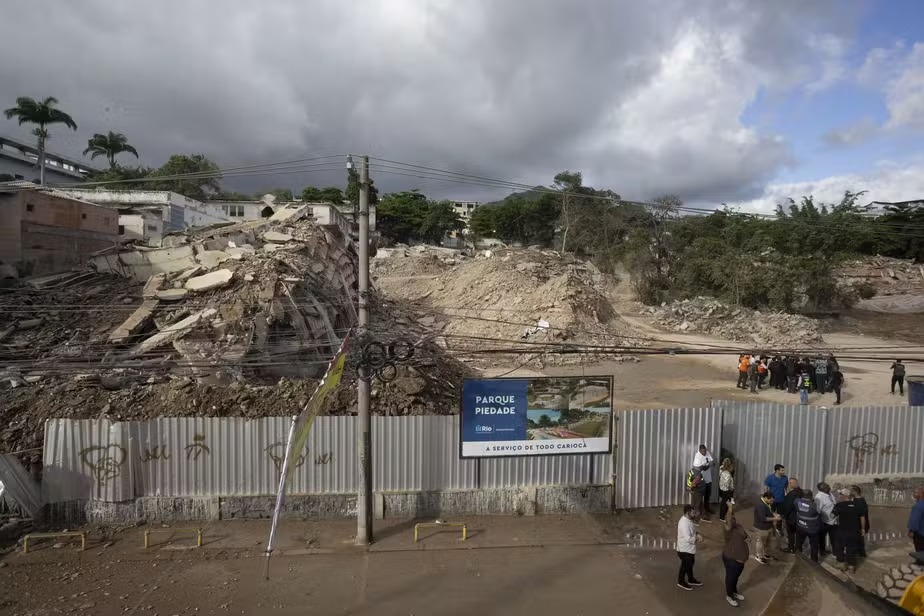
[42,485,613,525]
[827,474,924,508]
[0,190,120,274]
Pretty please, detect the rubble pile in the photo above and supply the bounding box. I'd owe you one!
[0,214,473,467]
[372,245,641,366]
[839,256,924,297]
[645,297,823,349]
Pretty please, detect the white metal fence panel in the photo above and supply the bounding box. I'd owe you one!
[717,401,827,502]
[825,406,924,477]
[372,416,477,491]
[614,407,722,509]
[43,419,133,503]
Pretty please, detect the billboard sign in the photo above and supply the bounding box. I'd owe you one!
[460,376,613,458]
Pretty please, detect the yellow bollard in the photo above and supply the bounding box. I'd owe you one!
[143,527,202,549]
[413,522,467,543]
[23,532,86,554]
[900,574,924,615]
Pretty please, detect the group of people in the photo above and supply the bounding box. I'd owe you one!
[680,444,924,608]
[736,354,845,404]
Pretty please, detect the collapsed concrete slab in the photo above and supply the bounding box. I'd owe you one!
[155,288,188,301]
[195,250,232,269]
[184,269,233,292]
[262,231,293,243]
[109,299,159,344]
[128,308,217,356]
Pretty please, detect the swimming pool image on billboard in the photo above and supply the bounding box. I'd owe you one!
[526,377,611,441]
[460,375,613,457]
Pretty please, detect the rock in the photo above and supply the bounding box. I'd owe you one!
[155,289,188,302]
[263,243,283,253]
[262,231,293,243]
[185,269,233,292]
[393,376,426,395]
[244,274,254,282]
[195,251,232,270]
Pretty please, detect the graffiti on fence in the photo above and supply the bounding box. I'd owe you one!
[184,434,210,461]
[79,445,127,487]
[265,442,306,473]
[139,445,170,462]
[845,433,899,471]
[315,452,333,465]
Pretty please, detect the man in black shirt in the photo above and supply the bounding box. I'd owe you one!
[829,368,844,405]
[851,485,870,557]
[833,489,866,573]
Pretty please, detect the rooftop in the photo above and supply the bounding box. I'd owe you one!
[0,135,99,179]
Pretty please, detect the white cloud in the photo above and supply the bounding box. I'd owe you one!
[822,117,878,147]
[884,43,924,131]
[0,0,862,202]
[735,159,924,213]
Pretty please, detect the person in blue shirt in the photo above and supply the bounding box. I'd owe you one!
[764,464,788,541]
[910,487,924,553]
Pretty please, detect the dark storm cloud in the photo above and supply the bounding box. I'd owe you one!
[0,0,861,203]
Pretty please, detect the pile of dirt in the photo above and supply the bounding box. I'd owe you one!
[645,297,823,349]
[839,256,924,297]
[372,246,642,366]
[0,217,474,467]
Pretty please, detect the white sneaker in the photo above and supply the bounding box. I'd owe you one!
[726,596,739,607]
[733,593,744,601]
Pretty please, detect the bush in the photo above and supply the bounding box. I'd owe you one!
[855,282,877,300]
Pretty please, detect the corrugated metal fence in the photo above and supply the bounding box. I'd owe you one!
[614,407,721,509]
[38,404,924,508]
[42,416,612,504]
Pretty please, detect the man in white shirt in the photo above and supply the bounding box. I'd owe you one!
[693,444,715,519]
[677,504,703,591]
[814,482,838,557]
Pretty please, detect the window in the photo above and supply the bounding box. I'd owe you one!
[147,224,158,232]
[224,204,245,218]
[118,225,125,235]
[81,213,87,220]
[26,203,34,212]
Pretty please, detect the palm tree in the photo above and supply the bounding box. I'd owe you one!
[3,96,77,185]
[83,131,139,169]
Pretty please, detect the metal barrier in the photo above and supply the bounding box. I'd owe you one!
[414,522,467,543]
[23,531,86,554]
[143,527,202,549]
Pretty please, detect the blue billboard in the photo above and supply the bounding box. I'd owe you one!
[460,376,613,458]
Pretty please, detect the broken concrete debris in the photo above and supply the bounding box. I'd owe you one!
[1,219,475,468]
[372,244,642,367]
[645,297,823,349]
[184,269,233,292]
[262,231,293,243]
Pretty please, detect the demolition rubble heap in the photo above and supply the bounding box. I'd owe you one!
[0,212,472,466]
[372,245,641,366]
[645,297,823,349]
[840,256,924,314]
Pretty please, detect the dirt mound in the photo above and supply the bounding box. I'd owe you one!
[645,297,823,349]
[372,246,642,366]
[839,256,924,297]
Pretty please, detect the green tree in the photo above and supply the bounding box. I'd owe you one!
[469,205,497,238]
[419,200,465,243]
[537,414,553,428]
[346,168,379,205]
[376,191,429,243]
[148,154,221,201]
[302,186,345,204]
[3,96,77,185]
[86,164,153,190]
[82,131,139,169]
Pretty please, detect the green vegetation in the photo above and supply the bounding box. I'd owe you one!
[376,190,465,244]
[4,96,77,184]
[83,131,139,169]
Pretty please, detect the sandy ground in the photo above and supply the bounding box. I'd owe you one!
[2,508,911,615]
[490,271,923,410]
[0,514,793,616]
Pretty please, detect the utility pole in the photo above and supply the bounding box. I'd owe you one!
[355,155,373,545]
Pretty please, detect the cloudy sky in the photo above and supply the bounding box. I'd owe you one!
[3,0,924,211]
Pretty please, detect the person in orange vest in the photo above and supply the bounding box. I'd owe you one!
[757,357,768,389]
[737,355,750,389]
